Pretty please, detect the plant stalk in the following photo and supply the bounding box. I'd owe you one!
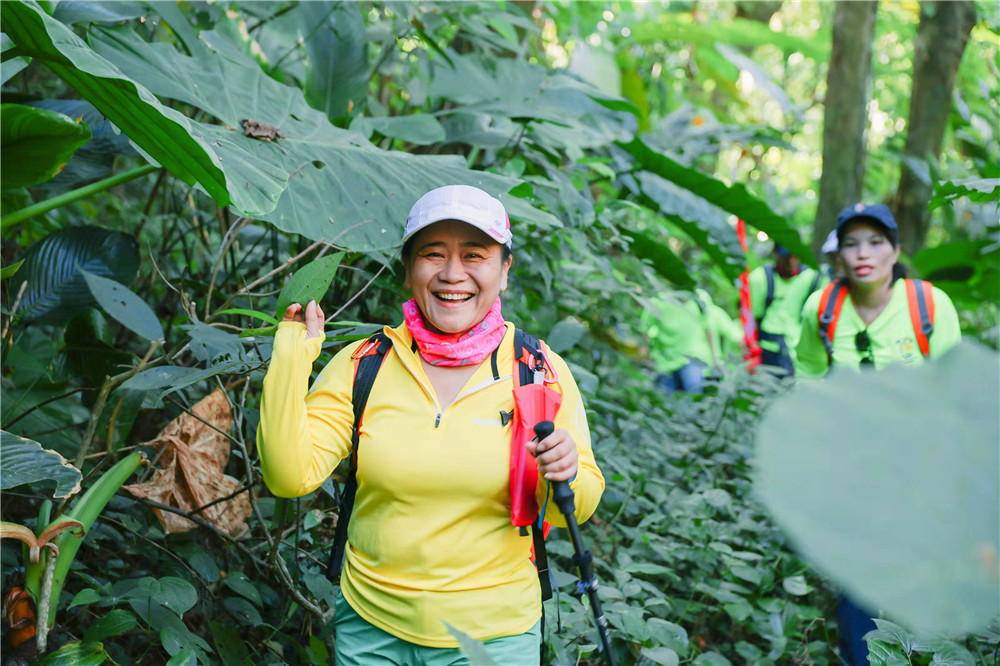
[0,164,160,229]
[35,549,58,654]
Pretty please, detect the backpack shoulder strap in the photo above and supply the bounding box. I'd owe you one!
[512,328,553,602]
[326,330,392,581]
[514,328,545,388]
[764,265,776,314]
[817,280,849,367]
[905,279,935,358]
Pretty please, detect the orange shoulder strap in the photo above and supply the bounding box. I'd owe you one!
[817,280,849,366]
[905,279,935,358]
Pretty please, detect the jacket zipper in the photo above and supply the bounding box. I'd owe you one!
[392,334,511,429]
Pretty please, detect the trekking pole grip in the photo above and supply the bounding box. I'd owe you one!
[533,421,575,515]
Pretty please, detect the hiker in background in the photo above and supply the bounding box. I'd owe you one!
[747,242,824,375]
[821,229,844,281]
[794,203,961,665]
[256,185,604,666]
[642,288,743,394]
[796,202,961,377]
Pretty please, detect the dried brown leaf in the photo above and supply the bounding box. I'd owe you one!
[124,389,251,536]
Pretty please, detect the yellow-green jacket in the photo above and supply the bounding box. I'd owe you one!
[795,281,962,377]
[257,321,604,647]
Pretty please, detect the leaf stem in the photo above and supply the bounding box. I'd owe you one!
[35,546,58,654]
[0,164,160,229]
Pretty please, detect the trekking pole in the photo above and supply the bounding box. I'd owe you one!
[534,421,617,666]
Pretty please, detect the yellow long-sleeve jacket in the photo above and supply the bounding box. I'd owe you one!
[257,320,605,647]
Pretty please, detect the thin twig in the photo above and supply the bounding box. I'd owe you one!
[126,496,260,561]
[3,387,94,429]
[74,340,164,468]
[1,279,28,342]
[100,515,204,585]
[189,480,260,517]
[326,256,395,323]
[205,216,252,319]
[237,241,324,296]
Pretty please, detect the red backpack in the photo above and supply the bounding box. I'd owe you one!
[817,278,936,367]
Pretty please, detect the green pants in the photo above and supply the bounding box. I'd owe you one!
[334,591,541,666]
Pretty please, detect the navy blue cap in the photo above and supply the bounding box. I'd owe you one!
[773,244,791,257]
[836,203,897,235]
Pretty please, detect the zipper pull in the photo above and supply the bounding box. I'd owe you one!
[434,413,441,428]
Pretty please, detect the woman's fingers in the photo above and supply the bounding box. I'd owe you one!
[304,300,324,339]
[530,428,579,482]
[283,302,324,340]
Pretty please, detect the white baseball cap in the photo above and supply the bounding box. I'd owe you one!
[404,185,512,248]
[821,229,838,254]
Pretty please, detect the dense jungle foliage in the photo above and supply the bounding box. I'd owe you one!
[1,1,998,665]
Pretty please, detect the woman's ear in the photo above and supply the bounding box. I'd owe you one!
[499,255,512,291]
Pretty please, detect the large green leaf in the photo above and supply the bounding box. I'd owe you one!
[628,168,745,280]
[81,268,163,343]
[9,225,139,324]
[628,229,696,288]
[1,33,30,84]
[0,430,82,498]
[86,25,559,249]
[124,577,198,620]
[620,137,814,265]
[53,1,146,26]
[274,251,345,316]
[629,14,829,61]
[299,1,368,121]
[1,1,233,206]
[36,641,108,666]
[929,177,1000,209]
[0,103,92,188]
[29,99,138,191]
[351,114,446,145]
[756,341,1000,635]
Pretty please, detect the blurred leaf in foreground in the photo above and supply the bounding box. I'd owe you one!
[755,340,999,635]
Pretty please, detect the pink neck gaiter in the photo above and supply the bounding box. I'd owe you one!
[402,297,506,367]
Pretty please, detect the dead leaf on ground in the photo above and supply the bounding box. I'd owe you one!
[124,389,251,536]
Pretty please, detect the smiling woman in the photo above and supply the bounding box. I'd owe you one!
[255,185,605,666]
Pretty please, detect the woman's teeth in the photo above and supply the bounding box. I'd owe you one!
[436,293,472,301]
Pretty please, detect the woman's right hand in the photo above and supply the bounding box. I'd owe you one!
[282,300,325,340]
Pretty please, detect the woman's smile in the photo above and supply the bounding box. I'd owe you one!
[405,219,512,334]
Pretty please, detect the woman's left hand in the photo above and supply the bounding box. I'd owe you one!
[525,428,578,482]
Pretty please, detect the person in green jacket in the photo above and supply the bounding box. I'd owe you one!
[643,288,743,393]
[796,203,961,378]
[748,244,824,375]
[794,202,962,665]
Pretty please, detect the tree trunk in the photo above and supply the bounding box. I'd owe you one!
[893,0,978,256]
[812,1,879,259]
[735,1,784,26]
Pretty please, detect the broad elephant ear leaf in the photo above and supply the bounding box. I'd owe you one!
[299,1,368,121]
[83,24,559,250]
[29,99,138,192]
[9,225,139,324]
[628,229,696,288]
[0,103,92,189]
[0,430,82,499]
[620,137,814,266]
[1,1,233,205]
[756,341,1000,635]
